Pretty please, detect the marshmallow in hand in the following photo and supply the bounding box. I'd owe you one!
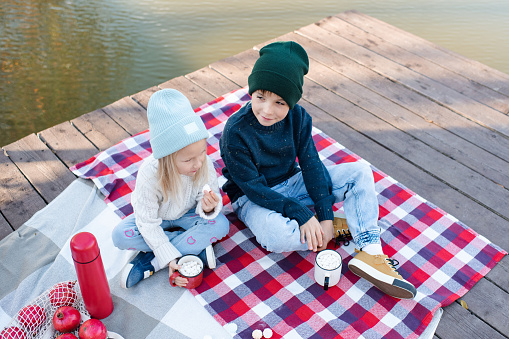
[202,184,211,193]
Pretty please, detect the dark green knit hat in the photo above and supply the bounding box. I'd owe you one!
[248,41,309,109]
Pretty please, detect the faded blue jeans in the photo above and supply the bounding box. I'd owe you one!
[112,209,230,256]
[232,162,381,253]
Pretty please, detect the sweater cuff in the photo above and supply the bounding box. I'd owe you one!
[196,200,222,220]
[153,242,182,268]
[314,202,334,222]
[294,208,316,226]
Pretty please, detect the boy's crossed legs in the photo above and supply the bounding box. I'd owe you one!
[233,162,416,299]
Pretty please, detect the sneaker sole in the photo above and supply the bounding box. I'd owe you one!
[206,245,216,269]
[348,258,416,299]
[120,263,134,289]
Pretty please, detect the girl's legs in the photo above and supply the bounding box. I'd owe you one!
[112,213,151,252]
[112,209,229,255]
[164,209,230,256]
[115,209,229,288]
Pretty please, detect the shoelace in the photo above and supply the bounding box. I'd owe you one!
[385,258,402,276]
[372,254,402,276]
[335,229,351,247]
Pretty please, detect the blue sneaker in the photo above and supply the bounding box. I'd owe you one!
[121,251,155,288]
[198,245,216,269]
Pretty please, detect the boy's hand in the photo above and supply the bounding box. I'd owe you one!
[300,216,324,252]
[169,259,188,287]
[201,189,220,213]
[317,219,334,251]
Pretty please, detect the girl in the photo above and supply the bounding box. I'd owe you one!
[112,88,230,289]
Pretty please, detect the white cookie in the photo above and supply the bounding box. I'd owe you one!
[263,328,273,338]
[252,329,263,339]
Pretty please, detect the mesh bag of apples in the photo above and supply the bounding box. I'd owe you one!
[1,281,108,339]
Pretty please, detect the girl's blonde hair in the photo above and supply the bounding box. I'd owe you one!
[157,150,208,202]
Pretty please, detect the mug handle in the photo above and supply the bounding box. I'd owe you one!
[169,272,181,287]
[324,274,330,291]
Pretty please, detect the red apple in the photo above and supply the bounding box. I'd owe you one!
[55,334,78,339]
[17,304,46,330]
[0,326,26,339]
[52,306,81,333]
[78,319,107,339]
[49,282,78,308]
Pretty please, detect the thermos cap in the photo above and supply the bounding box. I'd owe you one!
[70,232,100,263]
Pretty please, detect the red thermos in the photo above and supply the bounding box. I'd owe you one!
[70,232,114,319]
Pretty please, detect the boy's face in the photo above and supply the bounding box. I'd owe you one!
[251,90,289,127]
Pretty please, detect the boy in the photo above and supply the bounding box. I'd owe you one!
[220,41,416,299]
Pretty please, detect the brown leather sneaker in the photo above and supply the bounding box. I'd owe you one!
[348,249,416,299]
[315,211,352,251]
[332,211,351,247]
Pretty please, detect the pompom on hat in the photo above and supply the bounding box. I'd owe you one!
[248,41,309,109]
[147,88,208,159]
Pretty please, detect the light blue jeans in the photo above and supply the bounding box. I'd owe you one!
[112,209,230,256]
[232,162,381,253]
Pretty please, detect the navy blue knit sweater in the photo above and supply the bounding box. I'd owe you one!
[220,102,335,226]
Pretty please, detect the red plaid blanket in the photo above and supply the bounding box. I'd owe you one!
[71,87,506,339]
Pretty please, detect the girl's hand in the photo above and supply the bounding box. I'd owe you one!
[169,259,188,287]
[201,189,220,213]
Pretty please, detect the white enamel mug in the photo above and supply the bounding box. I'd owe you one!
[314,249,342,290]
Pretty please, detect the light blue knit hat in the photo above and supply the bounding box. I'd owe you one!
[147,88,208,159]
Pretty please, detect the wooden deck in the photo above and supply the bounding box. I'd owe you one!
[1,10,508,338]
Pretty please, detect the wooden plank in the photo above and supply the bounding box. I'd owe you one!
[486,256,509,292]
[436,302,506,339]
[38,121,99,168]
[3,134,76,203]
[131,86,159,110]
[209,49,258,87]
[284,33,509,189]
[0,212,13,240]
[71,109,131,151]
[297,23,509,138]
[158,76,216,109]
[293,25,509,163]
[186,67,241,98]
[321,16,509,115]
[462,277,509,334]
[0,151,46,233]
[337,10,509,98]
[310,58,509,188]
[101,96,149,136]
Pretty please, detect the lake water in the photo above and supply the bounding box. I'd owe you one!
[1,0,508,146]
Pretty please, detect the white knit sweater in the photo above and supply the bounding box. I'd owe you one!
[131,154,223,268]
